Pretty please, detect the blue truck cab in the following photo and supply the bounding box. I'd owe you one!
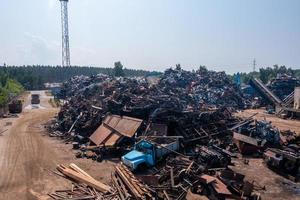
[122,137,180,170]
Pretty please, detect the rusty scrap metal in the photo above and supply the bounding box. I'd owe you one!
[264,147,300,181]
[115,164,153,199]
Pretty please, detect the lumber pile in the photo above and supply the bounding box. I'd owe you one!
[57,164,112,193]
[49,182,109,200]
[50,163,116,200]
[115,164,152,200]
[50,163,153,200]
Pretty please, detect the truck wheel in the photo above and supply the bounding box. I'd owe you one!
[284,160,296,172]
[137,163,147,171]
[96,154,103,162]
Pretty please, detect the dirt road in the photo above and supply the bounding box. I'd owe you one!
[0,91,115,200]
[0,91,60,199]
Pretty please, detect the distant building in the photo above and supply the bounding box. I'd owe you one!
[44,82,62,97]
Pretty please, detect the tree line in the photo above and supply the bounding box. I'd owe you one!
[234,65,300,84]
[0,63,161,90]
[1,63,298,95]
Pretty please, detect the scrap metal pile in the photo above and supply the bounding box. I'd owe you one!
[264,146,300,181]
[233,120,281,154]
[51,162,262,200]
[232,118,300,181]
[49,68,246,139]
[50,163,152,200]
[139,157,263,200]
[47,68,300,199]
[268,74,300,100]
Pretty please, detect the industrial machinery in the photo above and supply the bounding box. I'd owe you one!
[264,147,300,180]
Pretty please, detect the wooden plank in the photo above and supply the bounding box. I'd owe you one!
[57,165,112,194]
[69,163,94,180]
[115,165,142,199]
[112,173,126,200]
[114,173,131,199]
[119,165,146,196]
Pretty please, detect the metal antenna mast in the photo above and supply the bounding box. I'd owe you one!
[59,0,70,67]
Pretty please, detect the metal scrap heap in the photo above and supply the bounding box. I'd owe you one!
[47,68,300,200]
[49,68,246,139]
[268,73,300,100]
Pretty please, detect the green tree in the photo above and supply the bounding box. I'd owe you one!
[113,61,125,77]
[0,71,8,87]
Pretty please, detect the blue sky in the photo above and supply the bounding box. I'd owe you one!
[0,0,299,73]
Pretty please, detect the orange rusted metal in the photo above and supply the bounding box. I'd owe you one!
[89,115,143,146]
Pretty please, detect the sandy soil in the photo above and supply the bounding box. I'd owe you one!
[230,158,300,200]
[0,91,115,200]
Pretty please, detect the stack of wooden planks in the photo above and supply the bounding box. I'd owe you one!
[57,164,112,194]
[50,163,153,200]
[50,163,117,200]
[115,164,152,200]
[49,182,110,200]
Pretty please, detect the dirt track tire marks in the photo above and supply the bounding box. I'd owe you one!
[0,108,58,200]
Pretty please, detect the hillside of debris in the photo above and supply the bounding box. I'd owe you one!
[45,67,300,200]
[51,68,246,136]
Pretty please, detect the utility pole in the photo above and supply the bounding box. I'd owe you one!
[253,58,256,72]
[59,0,70,67]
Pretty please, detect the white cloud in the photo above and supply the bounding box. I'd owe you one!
[48,0,56,9]
[19,32,60,65]
[17,32,100,66]
[71,46,98,66]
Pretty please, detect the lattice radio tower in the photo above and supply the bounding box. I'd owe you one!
[59,0,70,67]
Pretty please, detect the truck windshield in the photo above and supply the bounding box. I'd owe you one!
[136,141,153,154]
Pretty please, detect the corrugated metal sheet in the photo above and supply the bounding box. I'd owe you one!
[199,175,232,196]
[233,132,262,154]
[89,115,143,146]
[104,133,122,146]
[113,116,143,137]
[233,132,258,146]
[89,125,112,146]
